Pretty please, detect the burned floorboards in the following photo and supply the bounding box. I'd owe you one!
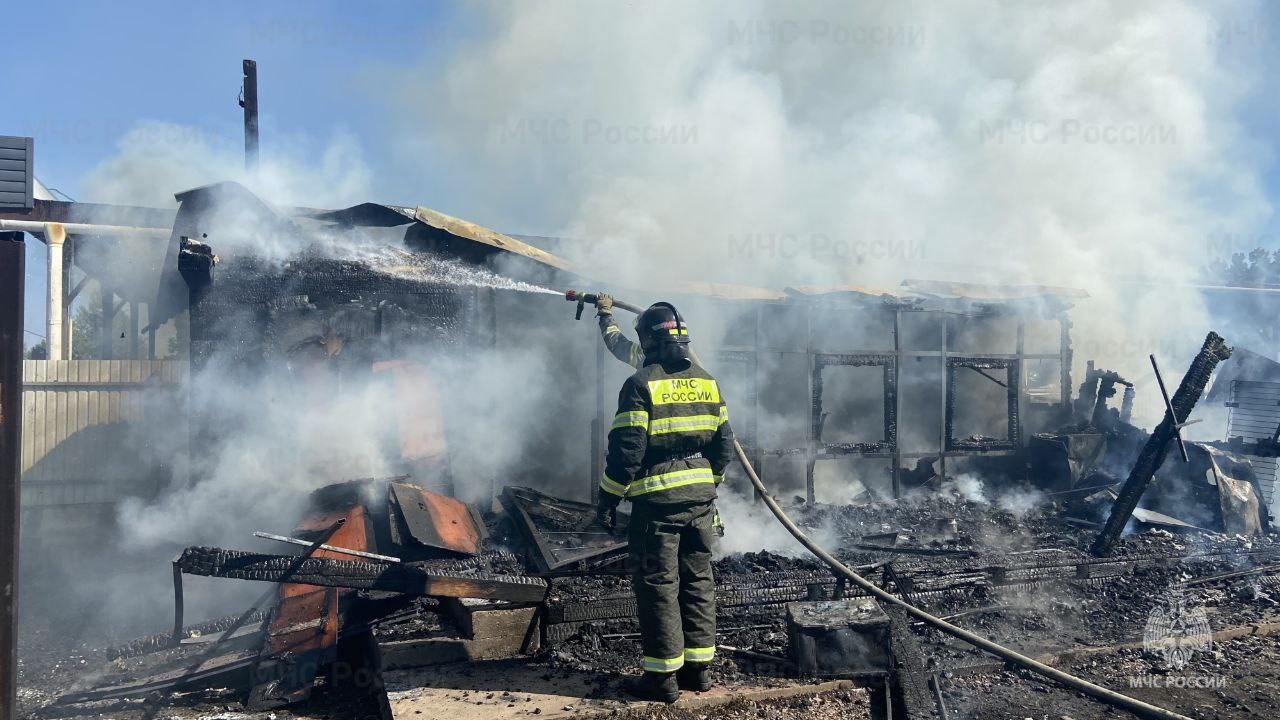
[17,491,1280,720]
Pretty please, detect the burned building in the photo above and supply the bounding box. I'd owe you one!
[137,181,1086,514]
[7,184,1280,720]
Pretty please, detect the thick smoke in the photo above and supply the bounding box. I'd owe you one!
[23,125,590,638]
[24,1,1280,637]
[381,0,1274,430]
[79,121,372,209]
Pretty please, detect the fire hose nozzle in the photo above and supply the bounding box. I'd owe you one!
[565,289,599,319]
[565,289,599,304]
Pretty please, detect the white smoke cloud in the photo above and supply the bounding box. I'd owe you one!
[79,121,372,209]
[379,0,1275,427]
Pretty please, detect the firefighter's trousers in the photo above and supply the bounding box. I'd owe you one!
[627,499,717,674]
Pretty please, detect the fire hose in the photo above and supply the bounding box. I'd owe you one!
[566,289,1194,720]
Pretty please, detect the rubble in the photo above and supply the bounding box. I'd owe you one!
[17,475,1280,719]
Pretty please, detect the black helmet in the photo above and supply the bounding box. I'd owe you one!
[635,302,691,355]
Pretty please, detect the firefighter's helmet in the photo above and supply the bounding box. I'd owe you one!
[635,302,691,355]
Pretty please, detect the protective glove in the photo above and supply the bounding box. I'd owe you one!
[596,499,618,531]
[712,506,725,538]
[595,292,614,317]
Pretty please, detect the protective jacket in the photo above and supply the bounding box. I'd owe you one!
[599,357,734,507]
[599,313,644,369]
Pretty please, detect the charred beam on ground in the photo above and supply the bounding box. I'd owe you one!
[1091,332,1232,556]
[176,546,547,602]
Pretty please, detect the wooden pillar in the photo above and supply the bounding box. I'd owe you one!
[0,232,26,720]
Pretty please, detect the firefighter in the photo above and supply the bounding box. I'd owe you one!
[595,300,734,702]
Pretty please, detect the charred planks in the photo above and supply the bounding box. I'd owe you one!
[176,546,547,602]
[1091,332,1233,556]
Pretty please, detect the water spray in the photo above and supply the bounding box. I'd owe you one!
[565,288,1194,720]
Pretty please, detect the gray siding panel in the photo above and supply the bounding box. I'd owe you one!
[1227,380,1280,519]
[0,135,33,209]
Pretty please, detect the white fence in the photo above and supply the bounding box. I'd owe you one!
[20,360,187,507]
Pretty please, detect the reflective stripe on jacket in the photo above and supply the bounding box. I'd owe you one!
[599,313,644,369]
[600,359,734,505]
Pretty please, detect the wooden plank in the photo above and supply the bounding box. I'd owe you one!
[1227,418,1280,429]
[1227,398,1280,408]
[106,391,121,482]
[1236,386,1280,395]
[79,388,92,452]
[43,385,57,485]
[54,384,68,483]
[20,388,33,476]
[28,390,43,482]
[85,389,100,486]
[1227,407,1280,418]
[378,634,533,670]
[1232,430,1278,440]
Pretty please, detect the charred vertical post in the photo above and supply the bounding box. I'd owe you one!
[751,305,762,501]
[0,232,25,720]
[938,314,948,480]
[1075,359,1098,420]
[1015,318,1026,447]
[1091,332,1232,556]
[242,59,260,172]
[804,304,815,505]
[1059,313,1073,414]
[891,308,902,497]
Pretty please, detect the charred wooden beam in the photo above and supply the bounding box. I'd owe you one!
[0,199,176,228]
[1091,332,1232,556]
[176,546,547,602]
